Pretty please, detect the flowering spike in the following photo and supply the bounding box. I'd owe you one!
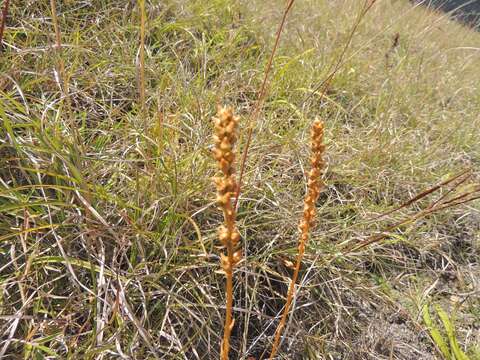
[213,106,241,360]
[269,118,325,359]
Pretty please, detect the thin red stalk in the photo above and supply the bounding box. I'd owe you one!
[234,0,377,210]
[268,120,325,359]
[234,0,295,209]
[49,0,82,145]
[426,174,473,210]
[49,0,68,97]
[313,170,471,242]
[0,0,10,51]
[345,185,480,254]
[371,168,472,220]
[138,0,146,117]
[301,172,479,272]
[302,0,377,108]
[50,0,61,49]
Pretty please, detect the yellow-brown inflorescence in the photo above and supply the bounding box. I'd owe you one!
[269,119,325,359]
[212,106,241,360]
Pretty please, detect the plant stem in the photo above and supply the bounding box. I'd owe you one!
[138,0,146,118]
[234,0,295,209]
[0,0,10,51]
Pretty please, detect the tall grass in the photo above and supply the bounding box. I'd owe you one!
[49,0,78,143]
[1,0,480,358]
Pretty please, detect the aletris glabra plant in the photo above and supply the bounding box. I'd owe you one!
[212,106,242,360]
[269,119,326,359]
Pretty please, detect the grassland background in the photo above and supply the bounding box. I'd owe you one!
[0,0,479,359]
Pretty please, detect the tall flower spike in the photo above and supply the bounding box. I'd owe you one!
[269,119,325,359]
[212,106,241,360]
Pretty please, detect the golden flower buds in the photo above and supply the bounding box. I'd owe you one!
[302,119,325,233]
[268,118,326,360]
[213,106,241,269]
[213,106,241,360]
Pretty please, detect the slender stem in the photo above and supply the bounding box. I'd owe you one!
[234,0,295,209]
[268,245,304,359]
[269,120,324,359]
[50,0,61,48]
[139,0,146,117]
[302,0,377,109]
[221,244,234,360]
[49,0,81,146]
[50,0,66,93]
[0,0,10,51]
[221,199,236,360]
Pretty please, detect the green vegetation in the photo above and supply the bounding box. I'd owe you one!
[1,0,479,358]
[423,304,471,360]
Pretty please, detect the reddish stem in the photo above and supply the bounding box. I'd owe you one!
[0,0,11,51]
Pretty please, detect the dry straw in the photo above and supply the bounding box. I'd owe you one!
[269,119,325,359]
[212,106,242,360]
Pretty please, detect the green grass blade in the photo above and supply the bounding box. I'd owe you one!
[435,305,469,360]
[422,304,451,360]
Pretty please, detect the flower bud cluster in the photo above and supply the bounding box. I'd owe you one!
[298,119,325,251]
[212,106,241,271]
[268,118,326,359]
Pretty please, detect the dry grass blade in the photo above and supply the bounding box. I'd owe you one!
[323,169,475,249]
[50,0,61,49]
[344,171,480,254]
[372,168,472,221]
[212,106,242,360]
[48,0,81,144]
[268,119,325,359]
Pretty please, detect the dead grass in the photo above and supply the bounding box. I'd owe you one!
[0,0,479,359]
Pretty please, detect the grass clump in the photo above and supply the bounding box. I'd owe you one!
[0,0,479,359]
